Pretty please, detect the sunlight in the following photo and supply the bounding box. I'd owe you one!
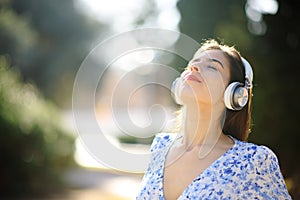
[75,0,180,32]
[110,49,155,72]
[75,0,146,23]
[72,0,180,170]
[104,176,142,199]
[74,138,108,169]
[245,0,278,35]
[248,0,278,15]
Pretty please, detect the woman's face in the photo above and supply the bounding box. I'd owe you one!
[178,49,231,106]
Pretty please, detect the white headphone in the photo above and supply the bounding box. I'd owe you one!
[224,57,253,110]
[171,77,183,105]
[171,57,253,111]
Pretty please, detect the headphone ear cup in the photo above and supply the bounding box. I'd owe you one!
[171,78,183,105]
[233,86,249,110]
[224,82,248,110]
[224,82,238,110]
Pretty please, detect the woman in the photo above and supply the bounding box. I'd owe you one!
[136,39,292,199]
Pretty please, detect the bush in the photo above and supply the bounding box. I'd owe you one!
[0,57,75,197]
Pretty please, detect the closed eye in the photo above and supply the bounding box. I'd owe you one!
[207,65,217,70]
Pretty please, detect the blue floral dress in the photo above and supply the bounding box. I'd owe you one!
[136,133,292,200]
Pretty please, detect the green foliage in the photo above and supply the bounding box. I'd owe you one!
[0,57,75,197]
[0,7,38,63]
[118,134,154,145]
[177,0,252,49]
[0,0,109,107]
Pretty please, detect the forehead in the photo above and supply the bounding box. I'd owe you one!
[190,49,231,81]
[192,49,229,65]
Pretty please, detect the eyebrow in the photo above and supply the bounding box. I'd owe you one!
[190,58,224,69]
[209,58,224,68]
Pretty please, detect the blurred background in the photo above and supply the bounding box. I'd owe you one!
[0,0,299,199]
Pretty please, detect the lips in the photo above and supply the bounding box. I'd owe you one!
[184,74,201,83]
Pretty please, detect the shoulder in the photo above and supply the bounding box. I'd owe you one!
[230,139,292,198]
[150,132,177,152]
[145,133,177,173]
[234,139,278,163]
[232,139,283,175]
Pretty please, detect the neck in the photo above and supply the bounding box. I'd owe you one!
[179,101,226,150]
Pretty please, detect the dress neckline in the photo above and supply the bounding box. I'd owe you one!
[161,134,237,199]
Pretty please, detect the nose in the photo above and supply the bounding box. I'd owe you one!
[189,65,199,72]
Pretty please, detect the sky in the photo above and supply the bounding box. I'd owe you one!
[75,0,181,33]
[75,0,181,72]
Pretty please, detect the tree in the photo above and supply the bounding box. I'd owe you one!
[0,0,108,107]
[0,58,75,197]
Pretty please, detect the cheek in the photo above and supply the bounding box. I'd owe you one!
[203,75,227,101]
[179,81,206,103]
[178,70,229,104]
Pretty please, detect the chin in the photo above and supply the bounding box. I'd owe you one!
[180,94,208,105]
[180,84,207,99]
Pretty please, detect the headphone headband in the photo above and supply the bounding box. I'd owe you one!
[241,57,253,89]
[223,57,253,110]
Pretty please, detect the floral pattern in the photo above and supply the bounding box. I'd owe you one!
[136,133,292,200]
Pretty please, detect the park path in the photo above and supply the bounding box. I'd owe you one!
[57,110,149,200]
[45,168,143,200]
